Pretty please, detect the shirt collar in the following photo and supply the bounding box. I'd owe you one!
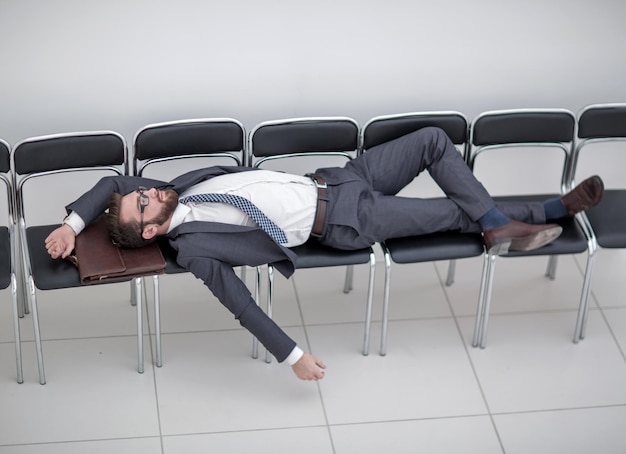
[167,203,191,233]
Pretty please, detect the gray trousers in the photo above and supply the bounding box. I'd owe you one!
[318,127,547,250]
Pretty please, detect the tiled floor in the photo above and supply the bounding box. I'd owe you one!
[1,246,626,453]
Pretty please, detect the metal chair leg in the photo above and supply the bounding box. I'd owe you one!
[251,266,261,359]
[264,265,274,364]
[18,243,29,316]
[11,273,23,384]
[135,277,144,374]
[343,265,354,293]
[545,255,558,280]
[153,275,162,367]
[27,276,46,385]
[472,253,491,348]
[379,245,392,356]
[445,259,457,286]
[472,253,497,349]
[573,242,598,342]
[478,253,498,349]
[130,280,137,307]
[361,251,376,356]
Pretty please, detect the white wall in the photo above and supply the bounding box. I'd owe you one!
[1,0,625,146]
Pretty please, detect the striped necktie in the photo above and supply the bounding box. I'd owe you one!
[179,193,288,245]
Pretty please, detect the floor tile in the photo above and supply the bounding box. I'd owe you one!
[311,320,487,424]
[18,283,145,341]
[154,328,327,435]
[584,248,626,309]
[494,406,626,454]
[254,265,305,327]
[0,438,162,454]
[331,417,502,454]
[376,260,454,320]
[145,272,244,334]
[0,337,159,445]
[603,307,626,355]
[458,311,626,413]
[0,288,19,343]
[0,341,21,383]
[162,427,333,454]
[445,254,590,317]
[289,264,380,326]
[295,259,452,329]
[146,266,303,335]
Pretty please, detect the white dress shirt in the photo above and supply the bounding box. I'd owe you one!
[169,170,318,248]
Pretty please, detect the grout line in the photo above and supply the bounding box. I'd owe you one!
[571,251,626,363]
[290,274,337,454]
[0,436,162,449]
[433,260,506,454]
[142,279,166,454]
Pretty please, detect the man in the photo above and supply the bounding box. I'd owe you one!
[45,127,604,381]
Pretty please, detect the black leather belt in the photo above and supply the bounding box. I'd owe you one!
[307,173,328,238]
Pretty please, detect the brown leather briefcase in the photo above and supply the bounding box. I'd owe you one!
[67,215,166,285]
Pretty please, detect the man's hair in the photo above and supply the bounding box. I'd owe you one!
[106,192,156,249]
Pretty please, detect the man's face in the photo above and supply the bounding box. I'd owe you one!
[120,187,178,232]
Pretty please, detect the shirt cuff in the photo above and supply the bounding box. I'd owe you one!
[285,346,304,366]
[63,211,85,235]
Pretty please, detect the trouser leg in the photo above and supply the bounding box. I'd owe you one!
[321,193,546,250]
[345,126,495,221]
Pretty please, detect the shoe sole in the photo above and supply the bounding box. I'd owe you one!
[488,225,563,255]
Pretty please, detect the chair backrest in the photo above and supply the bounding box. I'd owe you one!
[469,109,576,194]
[133,118,245,177]
[577,103,626,140]
[13,131,127,225]
[0,139,14,290]
[360,111,468,151]
[571,103,626,187]
[248,117,359,169]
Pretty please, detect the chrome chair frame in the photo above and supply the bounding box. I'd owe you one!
[468,109,596,348]
[132,118,246,367]
[0,139,22,383]
[568,103,626,340]
[360,111,485,355]
[13,131,150,384]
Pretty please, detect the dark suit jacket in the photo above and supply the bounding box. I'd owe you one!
[65,166,311,362]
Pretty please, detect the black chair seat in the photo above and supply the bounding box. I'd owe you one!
[290,240,372,269]
[586,190,626,249]
[27,225,83,290]
[27,225,148,290]
[0,227,11,290]
[492,194,589,258]
[385,232,484,264]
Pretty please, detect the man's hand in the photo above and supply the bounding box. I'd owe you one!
[291,352,326,381]
[45,224,76,259]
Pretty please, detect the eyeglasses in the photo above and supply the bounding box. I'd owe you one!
[137,186,149,234]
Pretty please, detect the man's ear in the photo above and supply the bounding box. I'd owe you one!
[141,224,159,240]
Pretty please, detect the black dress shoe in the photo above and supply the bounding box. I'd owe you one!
[483,220,563,255]
[561,175,604,217]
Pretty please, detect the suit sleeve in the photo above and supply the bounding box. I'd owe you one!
[65,175,167,225]
[178,254,297,362]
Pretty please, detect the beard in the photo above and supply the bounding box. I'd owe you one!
[148,189,179,226]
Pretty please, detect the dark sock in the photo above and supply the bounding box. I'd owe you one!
[478,207,511,230]
[543,197,567,220]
